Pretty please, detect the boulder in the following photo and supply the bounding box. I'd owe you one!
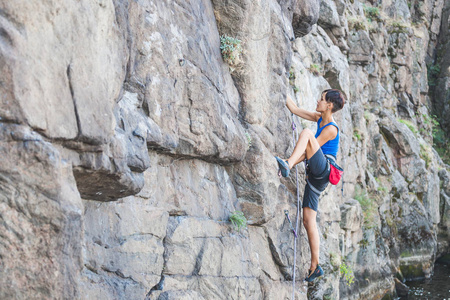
[394,278,409,297]
[292,0,320,38]
[318,0,341,29]
[379,117,420,157]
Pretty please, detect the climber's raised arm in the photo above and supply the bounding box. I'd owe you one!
[286,95,321,122]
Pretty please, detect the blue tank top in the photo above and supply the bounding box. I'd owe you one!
[315,117,339,157]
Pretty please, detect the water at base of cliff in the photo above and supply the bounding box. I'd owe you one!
[399,264,450,300]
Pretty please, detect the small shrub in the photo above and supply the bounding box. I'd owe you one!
[229,211,247,232]
[433,116,446,143]
[309,64,321,76]
[432,119,450,164]
[428,64,441,77]
[427,64,440,87]
[431,115,440,129]
[353,129,362,141]
[289,66,296,82]
[340,262,355,286]
[289,67,300,93]
[422,113,433,128]
[422,114,440,128]
[359,239,369,249]
[364,6,381,22]
[348,16,367,31]
[377,186,388,194]
[354,186,377,229]
[389,21,409,34]
[419,143,432,168]
[220,35,243,66]
[376,177,388,194]
[399,119,417,135]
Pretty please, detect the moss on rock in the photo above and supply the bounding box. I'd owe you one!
[400,263,425,279]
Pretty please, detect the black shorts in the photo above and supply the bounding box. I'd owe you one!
[302,148,330,212]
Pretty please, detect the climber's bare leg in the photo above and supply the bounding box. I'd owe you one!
[303,207,319,271]
[286,128,320,168]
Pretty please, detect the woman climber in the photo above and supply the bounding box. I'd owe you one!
[275,89,345,282]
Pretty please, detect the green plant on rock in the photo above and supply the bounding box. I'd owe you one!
[388,20,409,34]
[398,119,418,135]
[364,5,381,22]
[359,238,369,249]
[377,185,388,194]
[289,66,295,82]
[220,35,243,67]
[289,67,300,93]
[340,262,355,286]
[229,211,247,232]
[419,143,432,168]
[309,64,321,76]
[354,186,377,229]
[427,64,440,87]
[419,127,427,136]
[375,178,388,194]
[431,115,440,130]
[422,113,439,128]
[348,16,367,31]
[353,129,362,141]
[432,115,450,165]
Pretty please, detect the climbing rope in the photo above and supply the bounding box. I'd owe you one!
[290,113,303,299]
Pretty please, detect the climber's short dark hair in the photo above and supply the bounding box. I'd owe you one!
[322,89,345,113]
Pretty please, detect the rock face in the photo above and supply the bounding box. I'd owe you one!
[431,0,450,133]
[0,0,449,299]
[0,124,83,299]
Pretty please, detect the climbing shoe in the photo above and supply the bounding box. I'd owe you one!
[304,265,324,282]
[275,157,290,177]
